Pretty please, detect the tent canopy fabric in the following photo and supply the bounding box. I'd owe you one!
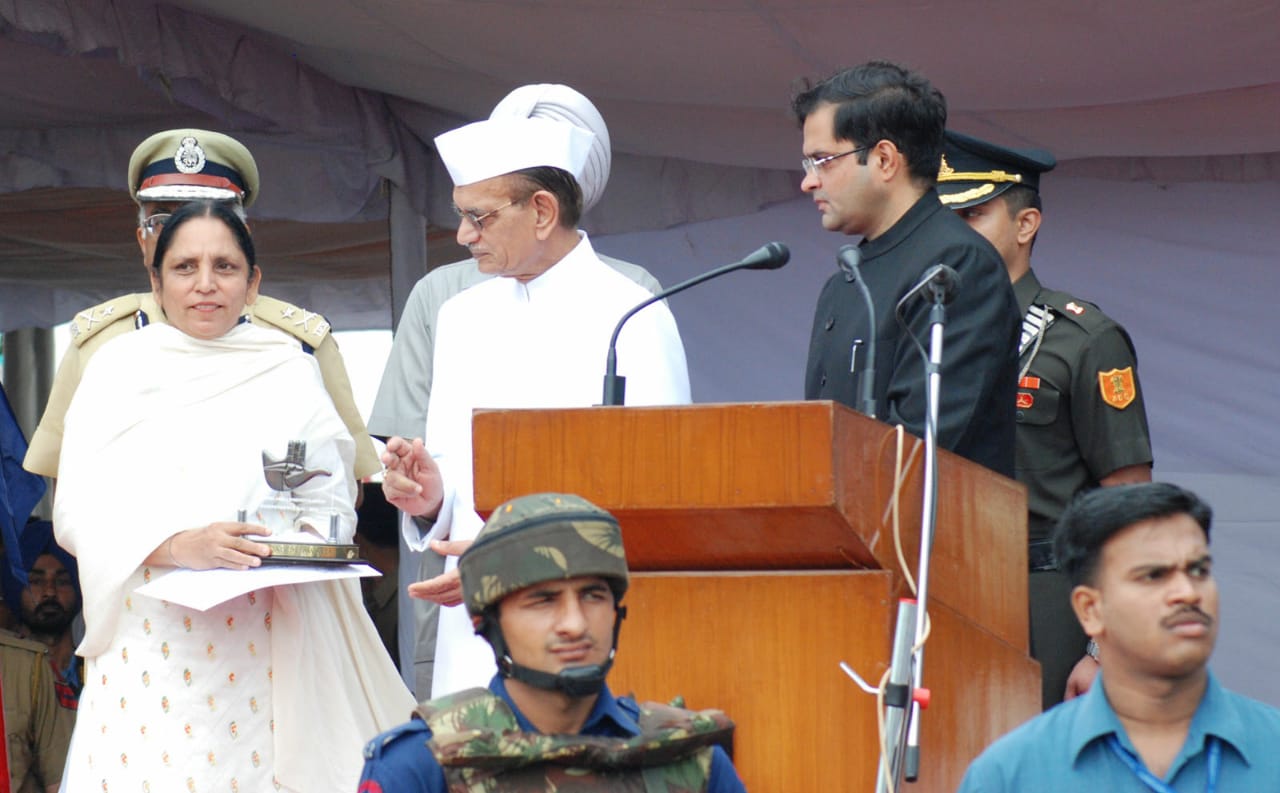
[3,0,1279,332]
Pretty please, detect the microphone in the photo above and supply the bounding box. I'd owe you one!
[902,263,961,307]
[837,244,877,419]
[602,242,790,405]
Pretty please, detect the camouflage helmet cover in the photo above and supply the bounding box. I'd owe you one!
[459,492,629,617]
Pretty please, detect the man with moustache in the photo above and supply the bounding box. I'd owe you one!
[793,61,1019,476]
[957,483,1280,790]
[1,521,82,709]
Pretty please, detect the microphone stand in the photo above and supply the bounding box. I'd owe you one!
[901,285,950,783]
[858,265,957,791]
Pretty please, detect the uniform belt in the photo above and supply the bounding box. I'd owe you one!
[1028,539,1058,573]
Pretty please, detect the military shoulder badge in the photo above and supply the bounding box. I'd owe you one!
[1098,367,1137,409]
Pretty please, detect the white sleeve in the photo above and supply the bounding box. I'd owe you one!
[615,299,692,405]
[400,298,472,552]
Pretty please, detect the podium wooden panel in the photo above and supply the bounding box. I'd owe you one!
[472,401,1039,791]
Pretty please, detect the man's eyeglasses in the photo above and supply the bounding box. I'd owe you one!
[801,146,870,176]
[452,200,516,232]
[140,212,172,236]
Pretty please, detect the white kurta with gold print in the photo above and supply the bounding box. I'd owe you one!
[54,323,413,793]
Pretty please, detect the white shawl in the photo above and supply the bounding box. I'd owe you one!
[55,322,413,791]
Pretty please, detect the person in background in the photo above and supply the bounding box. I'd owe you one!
[1,520,83,709]
[937,130,1153,707]
[2,630,71,793]
[355,482,401,669]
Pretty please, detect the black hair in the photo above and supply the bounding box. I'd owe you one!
[1053,483,1213,588]
[511,166,583,229]
[791,60,947,184]
[999,184,1042,216]
[150,199,256,278]
[997,185,1044,251]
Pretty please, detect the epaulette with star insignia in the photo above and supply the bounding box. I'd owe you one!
[67,294,144,347]
[251,295,332,350]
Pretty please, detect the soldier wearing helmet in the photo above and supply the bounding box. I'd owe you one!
[359,493,747,792]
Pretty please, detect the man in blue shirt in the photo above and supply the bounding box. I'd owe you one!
[359,492,747,792]
[958,482,1280,791]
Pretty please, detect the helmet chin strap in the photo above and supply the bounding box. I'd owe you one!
[482,606,627,698]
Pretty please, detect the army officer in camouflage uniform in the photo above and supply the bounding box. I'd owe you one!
[937,131,1153,709]
[359,492,747,792]
[23,128,377,484]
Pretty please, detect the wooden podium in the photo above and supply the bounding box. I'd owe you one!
[472,401,1040,792]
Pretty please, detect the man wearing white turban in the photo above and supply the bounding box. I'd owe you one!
[375,87,686,699]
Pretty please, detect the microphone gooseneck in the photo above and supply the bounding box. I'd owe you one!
[602,242,790,405]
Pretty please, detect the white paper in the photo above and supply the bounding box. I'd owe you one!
[135,563,380,611]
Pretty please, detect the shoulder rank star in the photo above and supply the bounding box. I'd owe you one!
[279,305,329,338]
[1064,301,1086,315]
[70,304,117,338]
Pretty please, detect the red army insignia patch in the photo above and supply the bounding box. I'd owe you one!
[1098,367,1137,409]
[1016,392,1034,409]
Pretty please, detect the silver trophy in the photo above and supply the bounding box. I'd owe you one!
[241,440,360,564]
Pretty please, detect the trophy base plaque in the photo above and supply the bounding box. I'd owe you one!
[260,540,363,565]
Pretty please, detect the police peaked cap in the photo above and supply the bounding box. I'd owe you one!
[937,130,1056,210]
[128,129,259,208]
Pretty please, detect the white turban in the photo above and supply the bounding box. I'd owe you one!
[490,84,612,212]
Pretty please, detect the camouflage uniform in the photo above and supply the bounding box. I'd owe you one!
[417,686,731,792]
[359,493,746,793]
[359,678,745,793]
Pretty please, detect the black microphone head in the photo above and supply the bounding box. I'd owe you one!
[924,264,961,304]
[837,244,861,282]
[740,241,790,270]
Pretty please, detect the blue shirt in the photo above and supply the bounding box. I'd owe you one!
[359,676,747,792]
[958,671,1280,792]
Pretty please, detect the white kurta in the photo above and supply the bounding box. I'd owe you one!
[54,323,414,793]
[410,233,691,697]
